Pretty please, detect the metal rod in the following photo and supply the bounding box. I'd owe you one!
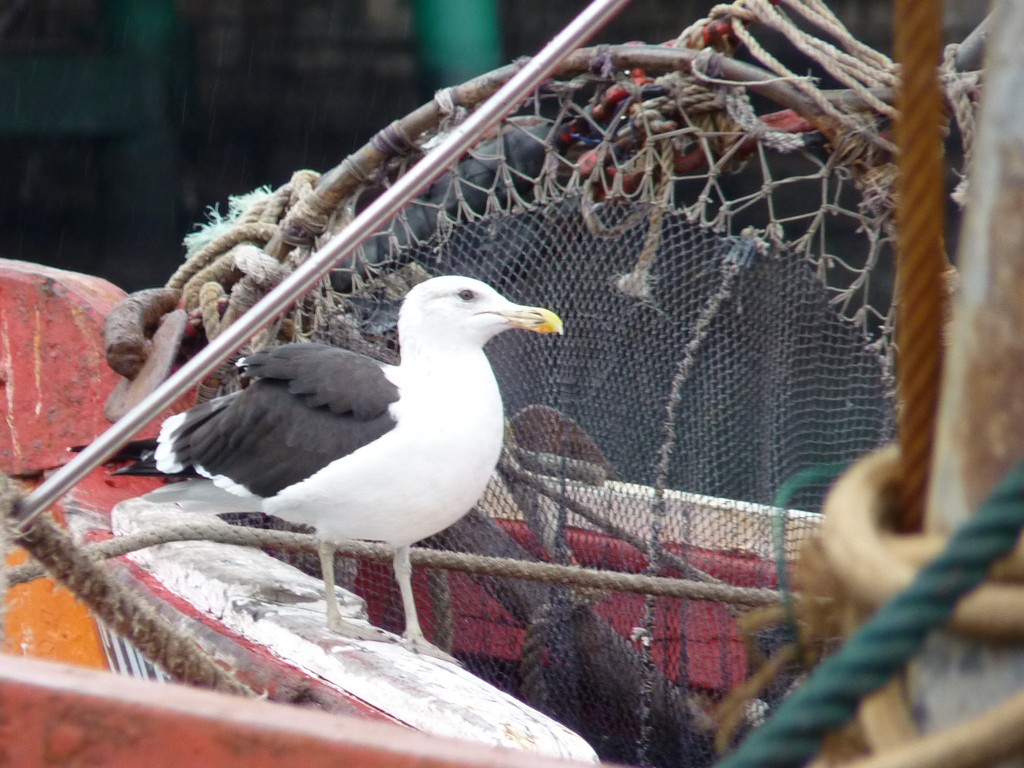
[14,0,631,527]
[954,13,991,72]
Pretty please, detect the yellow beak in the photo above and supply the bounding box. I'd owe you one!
[495,306,564,335]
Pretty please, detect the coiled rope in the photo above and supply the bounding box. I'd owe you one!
[716,454,1024,768]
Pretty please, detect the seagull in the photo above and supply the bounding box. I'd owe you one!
[149,275,563,661]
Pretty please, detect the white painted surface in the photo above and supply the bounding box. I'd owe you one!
[482,473,819,562]
[111,498,598,762]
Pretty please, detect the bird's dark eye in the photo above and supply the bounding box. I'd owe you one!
[457,289,476,302]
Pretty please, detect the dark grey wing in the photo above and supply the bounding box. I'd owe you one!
[163,344,399,497]
[240,344,398,419]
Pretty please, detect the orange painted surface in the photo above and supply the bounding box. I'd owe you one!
[3,474,106,669]
[0,260,177,670]
[3,546,108,670]
[1,471,166,670]
[0,654,595,768]
[2,487,125,668]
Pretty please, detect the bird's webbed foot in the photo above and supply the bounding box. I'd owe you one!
[402,631,461,666]
[326,614,394,643]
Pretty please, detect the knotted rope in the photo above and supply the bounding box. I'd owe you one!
[1,476,250,695]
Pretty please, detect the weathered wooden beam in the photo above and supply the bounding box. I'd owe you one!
[918,0,1024,739]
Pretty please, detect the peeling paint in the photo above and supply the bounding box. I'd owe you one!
[32,306,42,417]
[1,313,21,462]
[0,259,127,475]
[113,499,599,763]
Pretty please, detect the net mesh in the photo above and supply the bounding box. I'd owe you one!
[205,46,900,766]
[42,2,985,764]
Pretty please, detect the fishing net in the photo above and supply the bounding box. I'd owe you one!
[60,1,980,766]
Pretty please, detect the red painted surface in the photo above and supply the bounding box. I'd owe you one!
[0,259,127,475]
[0,262,406,721]
[0,654,591,768]
[0,258,191,476]
[60,463,764,696]
[360,520,771,693]
[57,468,400,722]
[64,465,168,515]
[0,258,763,706]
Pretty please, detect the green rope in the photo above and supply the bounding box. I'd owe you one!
[718,457,1024,768]
[770,462,848,650]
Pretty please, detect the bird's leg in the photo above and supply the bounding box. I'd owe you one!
[319,539,344,628]
[319,539,389,642]
[393,545,459,664]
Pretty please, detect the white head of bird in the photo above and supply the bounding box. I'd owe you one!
[397,276,563,356]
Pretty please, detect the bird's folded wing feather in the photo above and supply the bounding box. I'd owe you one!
[166,344,400,497]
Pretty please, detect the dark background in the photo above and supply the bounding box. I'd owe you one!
[0,0,984,290]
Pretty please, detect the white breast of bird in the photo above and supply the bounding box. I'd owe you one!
[262,347,505,546]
